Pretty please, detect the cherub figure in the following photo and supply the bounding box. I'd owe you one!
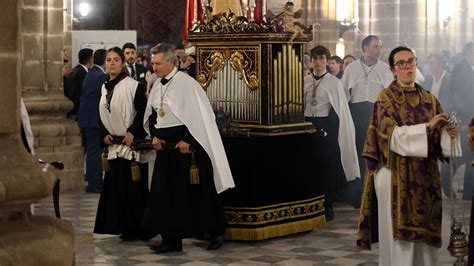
[275,2,305,43]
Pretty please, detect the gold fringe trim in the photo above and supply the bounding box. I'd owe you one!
[224,215,326,241]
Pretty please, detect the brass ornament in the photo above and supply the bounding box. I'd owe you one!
[229,51,259,90]
[447,218,468,266]
[158,107,165,117]
[130,152,141,182]
[197,51,225,90]
[192,9,272,34]
[145,70,152,97]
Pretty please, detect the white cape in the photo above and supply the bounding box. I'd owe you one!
[304,74,361,181]
[144,71,235,193]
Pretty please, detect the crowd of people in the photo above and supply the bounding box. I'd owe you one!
[63,42,232,253]
[303,36,473,265]
[60,36,473,264]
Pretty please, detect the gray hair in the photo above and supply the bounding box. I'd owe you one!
[150,43,179,66]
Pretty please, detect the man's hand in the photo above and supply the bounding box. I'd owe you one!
[152,137,166,151]
[104,135,113,145]
[446,124,459,138]
[181,56,194,69]
[175,140,191,154]
[428,113,448,130]
[122,132,134,146]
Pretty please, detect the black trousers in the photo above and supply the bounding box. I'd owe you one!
[142,125,225,239]
[305,109,346,208]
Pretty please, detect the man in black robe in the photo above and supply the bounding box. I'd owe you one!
[143,43,235,253]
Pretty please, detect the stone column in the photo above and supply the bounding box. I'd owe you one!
[22,0,84,192]
[0,0,74,265]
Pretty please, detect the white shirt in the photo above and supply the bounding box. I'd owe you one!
[341,59,394,103]
[430,71,446,98]
[79,64,89,73]
[303,72,331,117]
[150,68,184,128]
[126,64,136,78]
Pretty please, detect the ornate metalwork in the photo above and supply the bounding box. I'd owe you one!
[197,51,225,90]
[448,218,468,266]
[192,9,272,33]
[229,51,259,91]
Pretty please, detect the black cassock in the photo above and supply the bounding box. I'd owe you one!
[94,74,150,238]
[142,109,225,240]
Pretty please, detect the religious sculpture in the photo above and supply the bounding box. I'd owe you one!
[273,2,305,43]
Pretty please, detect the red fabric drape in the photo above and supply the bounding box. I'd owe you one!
[254,0,263,20]
[184,0,202,42]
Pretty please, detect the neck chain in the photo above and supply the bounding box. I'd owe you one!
[310,71,327,106]
[360,58,377,80]
[158,72,178,117]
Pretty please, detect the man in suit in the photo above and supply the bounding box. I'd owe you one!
[423,54,453,114]
[450,42,474,200]
[423,54,453,197]
[78,49,107,193]
[68,48,93,120]
[123,43,147,88]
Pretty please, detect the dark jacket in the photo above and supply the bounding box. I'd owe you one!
[422,72,453,113]
[78,65,106,129]
[450,59,474,123]
[125,63,148,88]
[68,64,88,117]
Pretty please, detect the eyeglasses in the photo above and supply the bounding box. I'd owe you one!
[394,57,417,69]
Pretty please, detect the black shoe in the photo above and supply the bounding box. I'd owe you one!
[150,243,182,253]
[207,235,223,250]
[139,231,158,241]
[325,206,334,221]
[119,234,139,242]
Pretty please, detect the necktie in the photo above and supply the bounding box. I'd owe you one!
[129,65,135,79]
[160,78,169,85]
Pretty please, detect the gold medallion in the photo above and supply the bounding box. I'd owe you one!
[158,107,166,117]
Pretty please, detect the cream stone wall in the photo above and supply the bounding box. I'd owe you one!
[22,0,83,192]
[0,1,74,265]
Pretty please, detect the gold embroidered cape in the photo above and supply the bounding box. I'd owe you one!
[357,81,445,250]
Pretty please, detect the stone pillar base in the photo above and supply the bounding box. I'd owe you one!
[0,216,74,265]
[25,91,85,192]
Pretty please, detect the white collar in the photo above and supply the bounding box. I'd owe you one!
[94,64,105,73]
[79,64,89,72]
[161,67,178,81]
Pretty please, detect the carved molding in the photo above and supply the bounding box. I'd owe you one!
[197,51,225,90]
[229,51,258,90]
[198,48,259,91]
[192,8,272,33]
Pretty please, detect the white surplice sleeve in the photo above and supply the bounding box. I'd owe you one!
[441,128,462,157]
[390,123,428,157]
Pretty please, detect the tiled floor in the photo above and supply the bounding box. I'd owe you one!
[33,192,470,265]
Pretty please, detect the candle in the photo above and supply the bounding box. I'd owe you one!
[262,0,267,18]
[193,0,197,25]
